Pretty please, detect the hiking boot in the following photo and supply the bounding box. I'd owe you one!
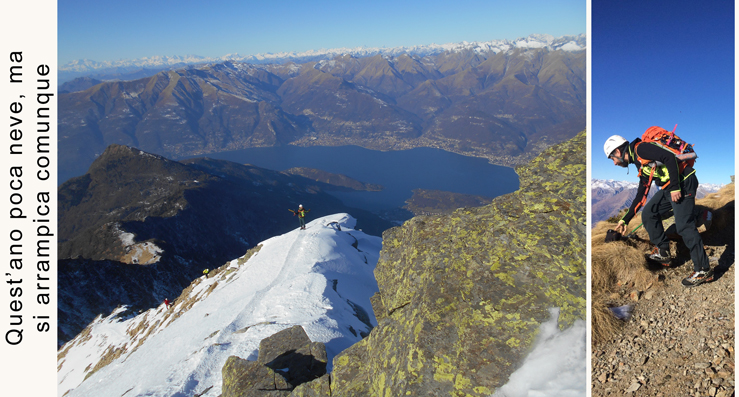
[648,246,671,265]
[682,269,714,287]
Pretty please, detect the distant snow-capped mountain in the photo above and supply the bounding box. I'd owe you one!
[60,33,585,73]
[591,179,637,199]
[61,54,213,72]
[592,179,724,198]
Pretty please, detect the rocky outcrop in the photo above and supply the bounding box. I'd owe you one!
[226,130,584,396]
[222,326,327,397]
[323,130,585,396]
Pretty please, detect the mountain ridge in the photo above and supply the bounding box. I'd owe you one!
[57,144,393,346]
[59,43,585,184]
[61,34,585,75]
[58,214,382,396]
[57,131,587,397]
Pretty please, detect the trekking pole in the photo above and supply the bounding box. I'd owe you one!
[625,207,674,239]
[624,222,643,239]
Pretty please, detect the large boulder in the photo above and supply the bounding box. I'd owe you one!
[222,326,327,397]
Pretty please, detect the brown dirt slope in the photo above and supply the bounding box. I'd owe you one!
[591,182,735,396]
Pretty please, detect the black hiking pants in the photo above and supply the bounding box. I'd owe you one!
[643,173,709,272]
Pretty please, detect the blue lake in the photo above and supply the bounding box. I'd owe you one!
[192,145,520,215]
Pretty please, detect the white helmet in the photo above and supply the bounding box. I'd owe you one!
[299,204,303,208]
[604,135,628,158]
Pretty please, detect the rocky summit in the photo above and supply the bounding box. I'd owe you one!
[234,130,585,396]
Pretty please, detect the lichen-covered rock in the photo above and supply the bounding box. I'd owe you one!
[224,325,328,396]
[369,292,386,322]
[289,375,332,397]
[258,326,311,364]
[222,356,291,397]
[325,130,587,396]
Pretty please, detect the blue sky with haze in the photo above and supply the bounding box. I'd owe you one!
[58,0,584,64]
[592,0,734,185]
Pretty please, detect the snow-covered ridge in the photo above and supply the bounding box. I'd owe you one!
[57,214,382,397]
[591,179,638,193]
[61,33,585,73]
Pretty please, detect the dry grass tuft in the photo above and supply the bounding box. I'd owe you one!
[591,296,624,345]
[697,183,735,242]
[591,220,657,344]
[592,222,655,292]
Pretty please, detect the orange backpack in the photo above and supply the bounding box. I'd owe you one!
[637,125,697,167]
[633,125,697,211]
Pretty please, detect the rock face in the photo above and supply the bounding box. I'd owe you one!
[222,326,327,397]
[266,130,585,396]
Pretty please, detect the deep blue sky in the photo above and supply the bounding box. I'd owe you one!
[58,0,585,64]
[591,0,734,185]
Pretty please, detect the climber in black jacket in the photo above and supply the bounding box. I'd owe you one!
[604,134,712,287]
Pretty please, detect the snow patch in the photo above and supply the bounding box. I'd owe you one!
[117,228,135,246]
[114,225,164,264]
[559,41,583,51]
[491,308,586,397]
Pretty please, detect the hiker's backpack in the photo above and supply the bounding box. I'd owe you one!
[633,125,698,212]
[638,125,697,167]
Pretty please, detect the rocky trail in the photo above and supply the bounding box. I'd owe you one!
[592,242,735,397]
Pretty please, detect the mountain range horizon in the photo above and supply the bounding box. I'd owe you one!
[58,34,586,187]
[60,33,585,77]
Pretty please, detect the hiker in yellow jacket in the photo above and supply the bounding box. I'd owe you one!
[289,204,311,230]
